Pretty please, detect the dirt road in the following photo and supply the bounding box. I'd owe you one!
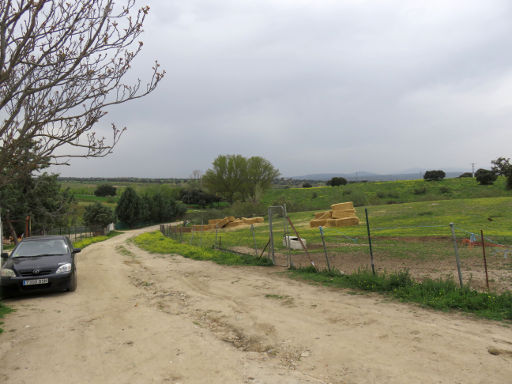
[1,228,511,383]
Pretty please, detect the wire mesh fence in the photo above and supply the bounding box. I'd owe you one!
[44,226,100,243]
[160,215,512,293]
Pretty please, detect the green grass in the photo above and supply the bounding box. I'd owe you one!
[73,231,122,249]
[0,301,13,334]
[262,177,511,211]
[133,231,273,266]
[288,267,512,321]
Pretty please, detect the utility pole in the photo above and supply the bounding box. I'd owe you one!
[471,163,475,178]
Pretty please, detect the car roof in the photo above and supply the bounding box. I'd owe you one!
[20,235,69,242]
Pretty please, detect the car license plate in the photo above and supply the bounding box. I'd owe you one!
[23,278,48,286]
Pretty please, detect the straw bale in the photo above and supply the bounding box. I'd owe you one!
[225,221,245,228]
[327,217,360,227]
[208,218,223,225]
[331,209,356,219]
[310,219,328,228]
[216,217,232,228]
[330,202,354,211]
[242,217,264,224]
[226,216,236,222]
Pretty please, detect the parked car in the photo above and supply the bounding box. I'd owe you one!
[1,236,80,297]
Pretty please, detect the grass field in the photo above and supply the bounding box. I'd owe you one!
[262,177,511,211]
[167,196,512,292]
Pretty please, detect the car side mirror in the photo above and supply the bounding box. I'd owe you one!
[73,248,81,254]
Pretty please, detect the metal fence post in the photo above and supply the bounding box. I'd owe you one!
[251,224,257,256]
[449,223,463,288]
[319,226,331,272]
[365,208,375,275]
[480,229,489,291]
[268,207,275,264]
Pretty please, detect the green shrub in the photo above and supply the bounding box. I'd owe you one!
[94,184,117,197]
[413,186,427,195]
[475,169,497,185]
[327,177,347,186]
[424,170,446,181]
[439,186,451,194]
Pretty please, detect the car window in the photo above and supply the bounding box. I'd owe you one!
[12,239,69,257]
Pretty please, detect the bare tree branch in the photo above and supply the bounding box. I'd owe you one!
[0,0,164,186]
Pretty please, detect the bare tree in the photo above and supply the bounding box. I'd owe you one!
[0,0,164,186]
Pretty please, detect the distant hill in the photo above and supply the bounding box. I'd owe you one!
[290,171,465,182]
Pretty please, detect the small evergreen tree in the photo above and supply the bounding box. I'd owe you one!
[115,187,141,227]
[83,203,114,229]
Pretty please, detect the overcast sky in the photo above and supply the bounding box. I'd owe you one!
[56,0,512,178]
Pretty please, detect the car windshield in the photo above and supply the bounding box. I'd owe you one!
[12,239,69,257]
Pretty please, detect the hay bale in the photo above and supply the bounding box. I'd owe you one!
[330,202,354,211]
[310,219,328,227]
[242,217,264,224]
[327,217,360,227]
[331,209,356,219]
[208,218,223,225]
[225,221,245,228]
[216,217,232,228]
[314,211,332,219]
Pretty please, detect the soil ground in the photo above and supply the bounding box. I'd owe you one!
[1,227,512,383]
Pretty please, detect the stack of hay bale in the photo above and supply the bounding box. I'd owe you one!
[190,216,264,232]
[310,202,360,228]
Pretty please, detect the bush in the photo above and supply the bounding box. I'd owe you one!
[302,182,312,188]
[459,172,473,178]
[83,202,114,229]
[475,169,497,185]
[423,170,446,181]
[179,187,221,208]
[413,186,427,195]
[439,186,451,194]
[94,184,116,197]
[327,177,347,186]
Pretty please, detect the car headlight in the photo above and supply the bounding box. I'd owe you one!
[56,263,72,274]
[1,268,15,278]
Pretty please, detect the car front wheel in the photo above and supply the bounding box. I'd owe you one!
[67,271,77,292]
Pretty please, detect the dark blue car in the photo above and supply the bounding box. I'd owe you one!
[1,236,80,298]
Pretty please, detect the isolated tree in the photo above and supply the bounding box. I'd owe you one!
[491,156,512,190]
[94,184,117,197]
[83,202,114,229]
[115,187,140,227]
[326,177,347,186]
[423,170,446,181]
[491,157,511,176]
[0,0,164,187]
[202,154,279,202]
[246,156,280,201]
[475,169,497,185]
[302,182,312,188]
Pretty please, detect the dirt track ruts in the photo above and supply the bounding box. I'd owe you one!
[1,227,511,383]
